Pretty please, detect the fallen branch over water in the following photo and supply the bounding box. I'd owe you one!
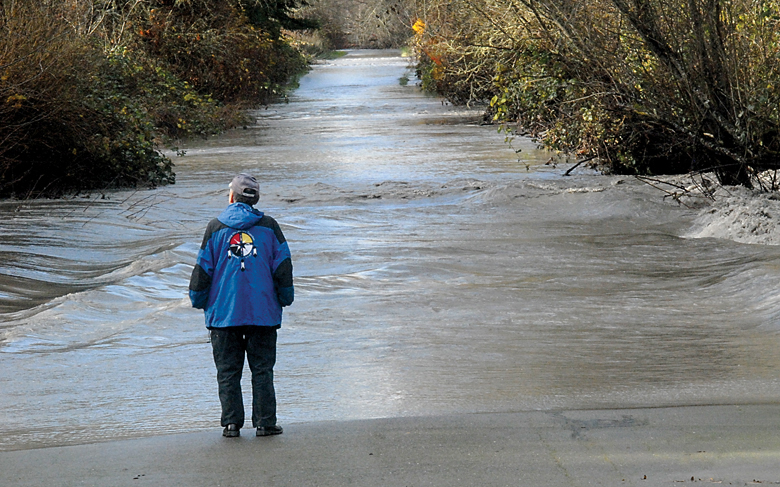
[563,155,598,176]
[634,174,717,209]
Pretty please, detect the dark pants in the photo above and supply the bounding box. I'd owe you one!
[210,326,278,429]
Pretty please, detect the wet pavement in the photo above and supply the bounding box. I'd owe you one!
[1,406,778,486]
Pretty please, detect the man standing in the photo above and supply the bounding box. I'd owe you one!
[189,173,294,438]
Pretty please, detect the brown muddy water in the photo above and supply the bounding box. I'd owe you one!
[1,50,779,451]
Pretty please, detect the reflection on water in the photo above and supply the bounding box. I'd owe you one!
[1,50,779,451]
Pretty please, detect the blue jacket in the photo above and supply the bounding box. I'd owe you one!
[189,203,294,328]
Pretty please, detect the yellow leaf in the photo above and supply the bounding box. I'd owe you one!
[5,94,27,103]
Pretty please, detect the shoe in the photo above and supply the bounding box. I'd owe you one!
[256,425,283,436]
[223,424,240,437]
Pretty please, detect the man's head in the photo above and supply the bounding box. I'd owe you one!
[229,173,260,206]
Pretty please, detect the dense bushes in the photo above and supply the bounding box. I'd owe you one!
[413,0,780,187]
[133,0,309,104]
[0,0,311,197]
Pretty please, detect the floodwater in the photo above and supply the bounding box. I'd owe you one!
[1,50,779,451]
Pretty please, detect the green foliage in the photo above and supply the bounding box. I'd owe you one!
[0,0,313,197]
[133,0,309,105]
[413,0,780,187]
[318,50,348,60]
[0,1,172,196]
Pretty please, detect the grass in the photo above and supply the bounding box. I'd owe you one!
[317,50,348,60]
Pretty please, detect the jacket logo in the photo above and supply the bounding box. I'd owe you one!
[227,232,257,271]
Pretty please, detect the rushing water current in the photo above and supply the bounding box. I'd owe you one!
[1,50,780,451]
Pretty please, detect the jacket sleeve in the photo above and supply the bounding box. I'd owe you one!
[189,220,219,309]
[189,262,211,309]
[271,221,294,307]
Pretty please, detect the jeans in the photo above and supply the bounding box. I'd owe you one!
[210,326,277,428]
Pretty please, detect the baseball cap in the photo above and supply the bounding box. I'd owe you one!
[229,173,259,198]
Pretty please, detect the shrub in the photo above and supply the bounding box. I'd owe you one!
[413,0,780,187]
[133,0,309,105]
[0,1,173,196]
[0,0,313,197]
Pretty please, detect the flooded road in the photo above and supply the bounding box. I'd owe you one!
[1,50,779,451]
